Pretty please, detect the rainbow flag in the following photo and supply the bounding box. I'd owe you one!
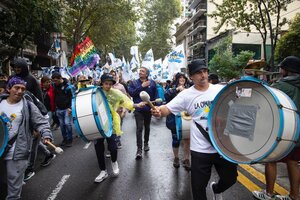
[69,37,100,76]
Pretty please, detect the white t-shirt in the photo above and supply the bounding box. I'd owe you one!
[167,84,223,153]
[0,99,23,160]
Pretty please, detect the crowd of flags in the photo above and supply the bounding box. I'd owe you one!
[44,37,186,83]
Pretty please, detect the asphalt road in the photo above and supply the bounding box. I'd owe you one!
[1,113,292,200]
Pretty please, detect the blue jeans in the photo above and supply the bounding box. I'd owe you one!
[56,109,73,141]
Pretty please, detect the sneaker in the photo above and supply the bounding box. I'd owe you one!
[41,154,56,167]
[94,170,108,183]
[117,141,122,149]
[144,144,150,152]
[24,171,35,182]
[173,157,180,168]
[106,152,111,158]
[275,195,292,200]
[60,140,67,146]
[111,161,120,176]
[210,182,223,200]
[252,190,275,200]
[135,149,142,160]
[182,159,191,171]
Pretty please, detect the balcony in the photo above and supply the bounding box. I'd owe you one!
[188,20,206,36]
[188,0,202,10]
[188,37,206,48]
[189,6,206,23]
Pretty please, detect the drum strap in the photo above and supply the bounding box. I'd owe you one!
[194,121,213,146]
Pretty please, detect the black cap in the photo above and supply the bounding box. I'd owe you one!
[278,56,300,74]
[101,73,116,84]
[188,60,207,75]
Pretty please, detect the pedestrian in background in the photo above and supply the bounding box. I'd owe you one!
[128,67,158,159]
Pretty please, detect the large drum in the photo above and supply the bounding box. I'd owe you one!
[208,77,300,164]
[175,111,191,140]
[0,116,8,157]
[72,87,113,142]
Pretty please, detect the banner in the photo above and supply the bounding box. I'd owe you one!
[141,49,154,71]
[168,44,186,76]
[68,37,100,76]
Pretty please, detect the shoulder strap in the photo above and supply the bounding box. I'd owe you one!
[194,121,213,146]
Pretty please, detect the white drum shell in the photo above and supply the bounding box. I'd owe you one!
[176,115,190,140]
[75,89,103,141]
[73,87,112,142]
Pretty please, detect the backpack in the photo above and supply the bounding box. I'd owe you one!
[24,91,48,116]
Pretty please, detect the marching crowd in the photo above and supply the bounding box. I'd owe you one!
[0,56,299,200]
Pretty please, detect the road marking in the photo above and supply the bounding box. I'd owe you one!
[239,164,289,195]
[47,175,71,200]
[237,171,261,192]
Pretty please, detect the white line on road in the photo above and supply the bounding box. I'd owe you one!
[47,175,71,200]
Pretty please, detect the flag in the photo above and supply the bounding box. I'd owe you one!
[142,49,154,72]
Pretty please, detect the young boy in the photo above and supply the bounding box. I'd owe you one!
[94,73,144,183]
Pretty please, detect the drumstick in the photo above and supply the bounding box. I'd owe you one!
[140,91,156,109]
[45,141,64,154]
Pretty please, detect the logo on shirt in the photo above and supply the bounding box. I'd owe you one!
[194,101,212,120]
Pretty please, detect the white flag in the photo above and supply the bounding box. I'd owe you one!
[142,49,154,72]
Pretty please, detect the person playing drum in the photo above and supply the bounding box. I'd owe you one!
[94,73,145,183]
[151,60,237,200]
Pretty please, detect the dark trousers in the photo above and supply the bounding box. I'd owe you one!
[134,111,152,150]
[0,157,7,199]
[94,134,117,171]
[191,151,237,200]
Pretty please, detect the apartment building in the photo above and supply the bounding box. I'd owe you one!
[174,0,300,63]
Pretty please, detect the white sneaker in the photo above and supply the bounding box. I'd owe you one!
[210,182,223,200]
[94,170,108,183]
[275,195,292,200]
[111,161,120,176]
[252,190,275,200]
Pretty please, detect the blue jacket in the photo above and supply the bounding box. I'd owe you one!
[128,79,158,112]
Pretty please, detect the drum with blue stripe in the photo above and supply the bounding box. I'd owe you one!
[0,116,8,157]
[175,111,191,141]
[208,77,300,164]
[72,86,113,143]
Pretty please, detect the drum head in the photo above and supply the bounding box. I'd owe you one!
[0,116,8,157]
[93,88,113,137]
[208,78,282,164]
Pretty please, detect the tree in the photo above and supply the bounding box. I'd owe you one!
[0,0,65,59]
[275,13,300,62]
[209,37,255,81]
[63,0,139,63]
[139,0,181,59]
[209,0,292,69]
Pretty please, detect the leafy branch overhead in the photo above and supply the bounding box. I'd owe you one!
[209,0,291,68]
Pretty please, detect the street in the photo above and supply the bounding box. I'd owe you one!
[15,113,290,200]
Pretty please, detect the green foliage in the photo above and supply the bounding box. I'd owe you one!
[63,0,138,61]
[209,0,291,67]
[139,0,182,59]
[209,37,255,81]
[275,13,300,61]
[0,0,64,58]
